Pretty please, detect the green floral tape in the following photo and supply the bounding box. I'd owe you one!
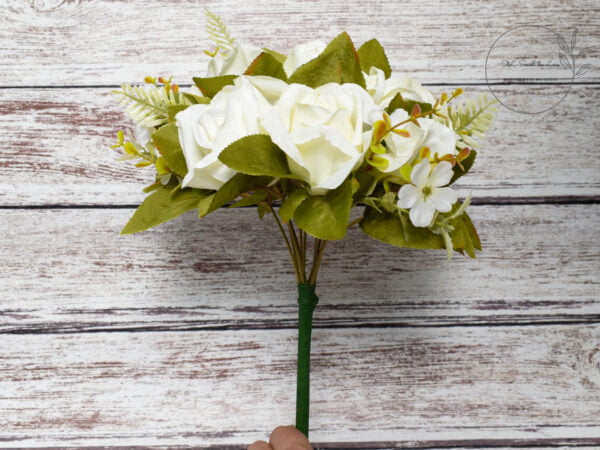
[296,283,319,437]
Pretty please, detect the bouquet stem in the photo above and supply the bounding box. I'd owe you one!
[296,282,319,438]
[270,212,326,437]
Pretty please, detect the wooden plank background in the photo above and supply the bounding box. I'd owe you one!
[1,0,599,448]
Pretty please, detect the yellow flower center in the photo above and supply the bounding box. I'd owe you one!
[421,185,432,200]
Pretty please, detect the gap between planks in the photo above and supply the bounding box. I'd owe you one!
[1,196,600,210]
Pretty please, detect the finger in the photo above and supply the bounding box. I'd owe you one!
[269,425,312,450]
[248,440,272,450]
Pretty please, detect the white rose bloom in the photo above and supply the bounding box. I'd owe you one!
[415,118,458,157]
[397,159,458,227]
[378,109,459,173]
[176,76,287,190]
[242,75,289,104]
[365,67,436,107]
[261,82,381,194]
[283,40,326,77]
[134,124,153,146]
[207,43,263,77]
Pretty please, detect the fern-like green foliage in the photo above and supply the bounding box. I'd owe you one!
[114,84,192,128]
[205,9,236,56]
[439,93,497,149]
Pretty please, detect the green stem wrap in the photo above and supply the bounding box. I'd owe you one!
[295,282,319,438]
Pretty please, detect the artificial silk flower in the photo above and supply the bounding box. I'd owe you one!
[378,109,423,173]
[412,117,459,158]
[114,15,497,439]
[283,40,327,77]
[261,82,380,194]
[242,75,290,104]
[378,110,459,174]
[365,67,436,107]
[134,124,153,146]
[397,159,458,227]
[206,43,263,77]
[176,77,281,190]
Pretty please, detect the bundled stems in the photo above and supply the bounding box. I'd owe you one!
[296,282,318,438]
[269,206,327,286]
[269,208,328,438]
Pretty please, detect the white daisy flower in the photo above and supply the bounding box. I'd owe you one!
[397,159,458,227]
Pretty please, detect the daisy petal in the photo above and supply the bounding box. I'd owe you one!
[397,184,418,208]
[409,201,435,227]
[429,161,454,187]
[431,187,458,212]
[410,159,430,186]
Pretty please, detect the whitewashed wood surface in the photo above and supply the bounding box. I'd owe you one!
[1,85,600,206]
[1,0,599,448]
[2,326,600,447]
[1,205,599,333]
[1,0,598,86]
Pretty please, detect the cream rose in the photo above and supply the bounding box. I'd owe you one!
[206,43,263,77]
[176,76,287,190]
[261,82,380,194]
[283,40,326,77]
[378,108,459,174]
[377,109,458,173]
[365,67,436,107]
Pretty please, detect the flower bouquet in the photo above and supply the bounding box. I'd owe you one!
[111,10,496,438]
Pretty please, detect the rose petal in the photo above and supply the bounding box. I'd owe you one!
[419,120,458,160]
[283,40,326,77]
[240,75,288,104]
[206,43,262,77]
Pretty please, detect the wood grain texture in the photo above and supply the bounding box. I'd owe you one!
[1,325,599,447]
[2,0,599,447]
[1,85,600,206]
[1,205,598,333]
[1,0,598,85]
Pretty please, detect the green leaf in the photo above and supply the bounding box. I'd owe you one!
[288,32,365,88]
[279,187,309,223]
[386,92,433,115]
[142,181,161,194]
[262,48,287,64]
[197,173,273,217]
[192,75,237,98]
[244,52,288,81]
[360,197,381,213]
[121,186,209,234]
[205,9,236,54]
[229,190,270,208]
[151,124,188,176]
[357,39,391,78]
[294,178,353,240]
[462,211,481,250]
[257,202,270,219]
[360,207,481,257]
[218,134,292,178]
[450,149,477,184]
[183,93,211,104]
[167,104,190,122]
[360,207,445,250]
[352,165,378,203]
[448,211,481,257]
[379,192,398,213]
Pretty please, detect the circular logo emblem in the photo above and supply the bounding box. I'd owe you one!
[485,25,584,114]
